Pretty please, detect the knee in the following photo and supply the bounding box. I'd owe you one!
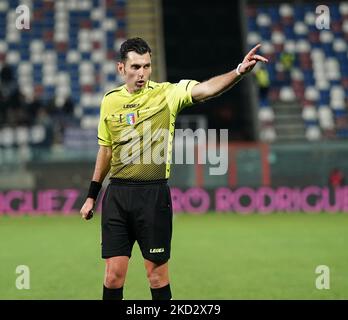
[147,267,168,288]
[104,266,126,288]
[147,270,161,288]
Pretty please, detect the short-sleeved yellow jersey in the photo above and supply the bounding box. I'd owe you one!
[98,79,199,180]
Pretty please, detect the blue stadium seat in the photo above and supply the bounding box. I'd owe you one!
[319,90,330,105]
[0,0,124,126]
[294,5,305,21]
[247,17,258,31]
[81,52,92,60]
[259,27,271,40]
[268,7,280,22]
[322,43,335,57]
[93,21,101,29]
[303,71,315,86]
[331,4,341,20]
[249,2,348,140]
[9,0,19,8]
[284,26,295,39]
[45,42,55,50]
[304,4,315,13]
[83,107,101,116]
[107,74,117,82]
[333,109,347,117]
[330,79,342,86]
[336,129,348,138]
[117,20,127,30]
[304,120,319,126]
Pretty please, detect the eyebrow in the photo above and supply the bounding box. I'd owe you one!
[130,63,151,68]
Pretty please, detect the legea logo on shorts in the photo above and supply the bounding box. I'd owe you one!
[150,248,165,253]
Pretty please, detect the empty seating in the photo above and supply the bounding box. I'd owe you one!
[248,2,348,141]
[0,0,127,132]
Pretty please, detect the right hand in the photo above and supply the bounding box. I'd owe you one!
[239,44,268,75]
[80,198,95,220]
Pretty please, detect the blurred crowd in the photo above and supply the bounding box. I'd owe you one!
[0,64,78,147]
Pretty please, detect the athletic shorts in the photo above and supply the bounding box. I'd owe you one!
[101,178,173,263]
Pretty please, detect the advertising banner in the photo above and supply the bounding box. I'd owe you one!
[1,186,348,215]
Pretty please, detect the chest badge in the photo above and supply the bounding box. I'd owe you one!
[126,113,136,125]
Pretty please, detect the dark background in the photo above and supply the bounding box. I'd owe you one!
[162,0,254,140]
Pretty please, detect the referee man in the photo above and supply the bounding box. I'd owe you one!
[80,37,267,300]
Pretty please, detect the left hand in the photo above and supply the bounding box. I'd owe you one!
[238,44,268,75]
[80,198,95,220]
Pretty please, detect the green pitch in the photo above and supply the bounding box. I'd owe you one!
[1,213,348,300]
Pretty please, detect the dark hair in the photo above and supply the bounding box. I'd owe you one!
[119,37,152,62]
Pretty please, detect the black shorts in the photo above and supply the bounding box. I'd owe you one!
[101,178,173,263]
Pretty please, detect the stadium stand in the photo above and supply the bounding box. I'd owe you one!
[247,2,348,142]
[2,1,348,146]
[0,0,126,149]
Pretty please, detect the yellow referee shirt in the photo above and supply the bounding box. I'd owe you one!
[98,79,199,180]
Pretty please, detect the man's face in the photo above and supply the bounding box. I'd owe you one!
[118,51,152,93]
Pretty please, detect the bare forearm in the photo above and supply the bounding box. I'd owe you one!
[92,146,112,183]
[191,44,268,103]
[192,69,242,102]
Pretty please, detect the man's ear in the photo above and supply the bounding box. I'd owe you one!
[117,62,125,75]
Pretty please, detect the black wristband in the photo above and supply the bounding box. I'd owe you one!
[87,181,102,200]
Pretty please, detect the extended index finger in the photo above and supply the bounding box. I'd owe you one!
[247,44,261,57]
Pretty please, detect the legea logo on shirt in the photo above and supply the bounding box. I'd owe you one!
[126,113,136,125]
[123,103,139,109]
